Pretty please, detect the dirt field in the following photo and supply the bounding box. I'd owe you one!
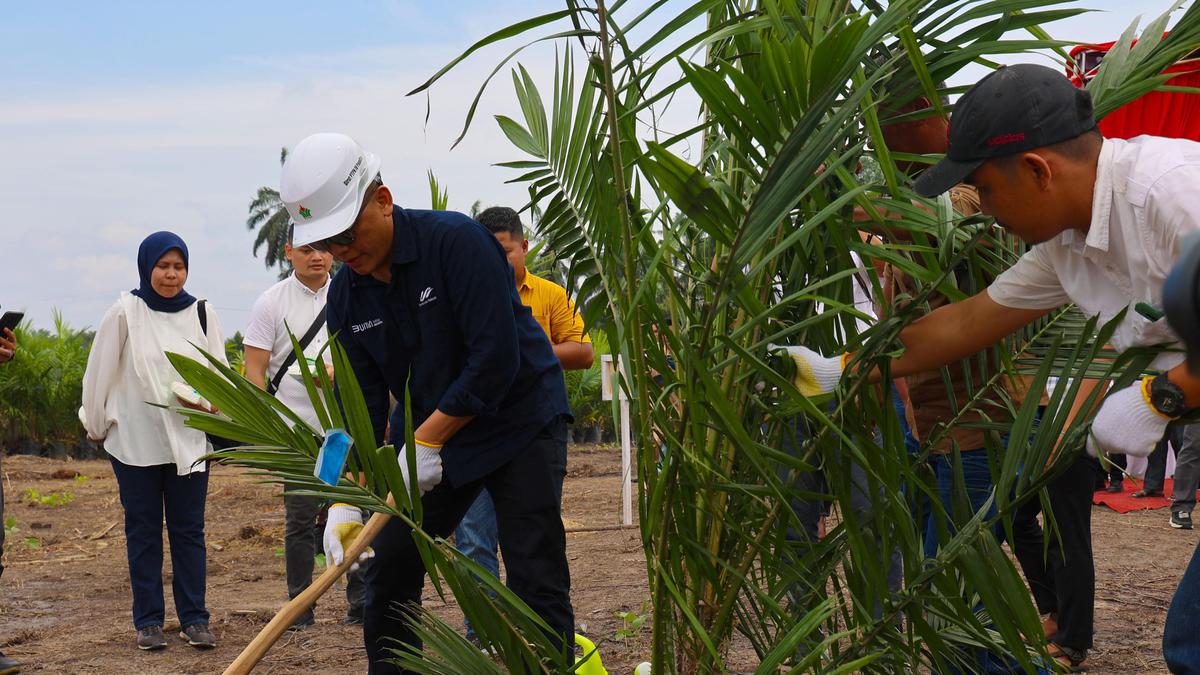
[0,445,1190,673]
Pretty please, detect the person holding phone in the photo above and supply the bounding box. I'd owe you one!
[0,323,20,673]
[0,326,14,364]
[80,232,227,652]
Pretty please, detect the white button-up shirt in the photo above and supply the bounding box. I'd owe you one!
[987,136,1200,370]
[81,293,228,475]
[243,273,330,432]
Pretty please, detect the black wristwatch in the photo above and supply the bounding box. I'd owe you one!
[1149,374,1189,418]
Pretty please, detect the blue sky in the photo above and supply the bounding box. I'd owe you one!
[0,0,1178,335]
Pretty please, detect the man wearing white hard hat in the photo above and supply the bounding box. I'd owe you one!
[281,132,574,673]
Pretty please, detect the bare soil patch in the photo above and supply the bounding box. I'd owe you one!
[0,447,1188,673]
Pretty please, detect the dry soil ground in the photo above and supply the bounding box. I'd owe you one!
[0,445,1190,673]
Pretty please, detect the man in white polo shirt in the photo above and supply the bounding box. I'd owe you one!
[243,229,366,628]
[781,64,1200,670]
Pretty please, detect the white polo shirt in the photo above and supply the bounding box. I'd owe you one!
[987,136,1200,370]
[244,273,330,432]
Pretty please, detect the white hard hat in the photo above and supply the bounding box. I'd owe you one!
[280,133,382,248]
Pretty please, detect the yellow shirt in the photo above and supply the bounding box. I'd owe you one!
[518,272,590,345]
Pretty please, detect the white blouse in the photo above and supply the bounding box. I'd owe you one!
[81,292,228,475]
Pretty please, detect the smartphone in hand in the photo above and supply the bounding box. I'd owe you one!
[0,311,24,334]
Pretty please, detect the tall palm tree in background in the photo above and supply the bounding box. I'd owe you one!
[246,147,292,280]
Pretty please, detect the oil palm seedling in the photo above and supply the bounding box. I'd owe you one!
[173,1,1200,672]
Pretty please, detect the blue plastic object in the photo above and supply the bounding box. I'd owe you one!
[314,429,353,486]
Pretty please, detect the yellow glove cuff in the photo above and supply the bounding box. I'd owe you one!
[331,502,355,509]
[415,438,443,449]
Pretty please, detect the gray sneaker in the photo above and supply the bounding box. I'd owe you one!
[136,625,167,651]
[1172,511,1193,530]
[179,623,217,649]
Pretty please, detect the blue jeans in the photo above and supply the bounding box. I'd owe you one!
[109,456,210,630]
[891,383,920,458]
[1165,541,1200,673]
[925,443,1057,674]
[924,450,996,559]
[455,489,501,581]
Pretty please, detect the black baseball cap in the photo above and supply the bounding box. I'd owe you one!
[914,63,1098,198]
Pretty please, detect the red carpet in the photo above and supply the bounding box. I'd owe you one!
[1093,479,1175,513]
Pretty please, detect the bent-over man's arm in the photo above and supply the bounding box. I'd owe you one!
[878,289,1052,379]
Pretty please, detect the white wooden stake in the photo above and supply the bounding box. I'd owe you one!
[620,396,633,526]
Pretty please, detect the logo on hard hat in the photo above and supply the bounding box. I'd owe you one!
[298,206,313,219]
[342,156,364,187]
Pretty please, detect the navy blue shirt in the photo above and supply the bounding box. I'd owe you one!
[326,207,571,486]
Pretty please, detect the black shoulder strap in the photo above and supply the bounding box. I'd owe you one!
[197,299,208,335]
[268,306,327,395]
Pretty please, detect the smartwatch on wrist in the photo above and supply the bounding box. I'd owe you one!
[1149,374,1189,419]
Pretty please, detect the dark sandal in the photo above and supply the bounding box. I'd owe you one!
[1132,488,1164,498]
[1048,643,1088,672]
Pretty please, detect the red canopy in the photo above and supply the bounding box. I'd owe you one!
[1067,40,1200,141]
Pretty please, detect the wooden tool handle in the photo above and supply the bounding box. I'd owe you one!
[223,508,392,675]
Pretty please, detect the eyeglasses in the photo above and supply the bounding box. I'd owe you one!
[311,178,382,252]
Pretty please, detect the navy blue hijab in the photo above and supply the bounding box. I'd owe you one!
[131,231,197,313]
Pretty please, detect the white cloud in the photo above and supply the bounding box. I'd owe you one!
[0,0,1172,335]
[1,36,567,333]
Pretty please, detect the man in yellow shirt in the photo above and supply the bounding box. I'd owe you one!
[455,206,593,645]
[484,207,594,369]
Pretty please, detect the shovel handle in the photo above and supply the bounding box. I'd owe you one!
[222,507,393,675]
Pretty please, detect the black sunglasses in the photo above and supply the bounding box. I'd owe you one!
[311,178,382,252]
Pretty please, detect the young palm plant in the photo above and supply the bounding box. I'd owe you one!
[170,1,1200,673]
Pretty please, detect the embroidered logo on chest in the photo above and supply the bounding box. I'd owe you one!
[418,286,438,308]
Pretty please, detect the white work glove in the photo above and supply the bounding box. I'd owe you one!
[1087,378,1171,459]
[398,440,443,496]
[769,344,847,397]
[323,503,374,571]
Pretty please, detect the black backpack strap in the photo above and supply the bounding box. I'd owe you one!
[267,306,327,395]
[197,299,208,335]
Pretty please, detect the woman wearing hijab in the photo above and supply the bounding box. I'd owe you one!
[81,232,226,652]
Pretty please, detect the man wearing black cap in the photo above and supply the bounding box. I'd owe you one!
[779,63,1200,670]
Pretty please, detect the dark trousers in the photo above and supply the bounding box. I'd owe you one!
[777,417,903,616]
[363,418,574,674]
[1007,455,1097,651]
[109,456,210,630]
[283,493,366,615]
[1146,422,1200,513]
[452,420,569,638]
